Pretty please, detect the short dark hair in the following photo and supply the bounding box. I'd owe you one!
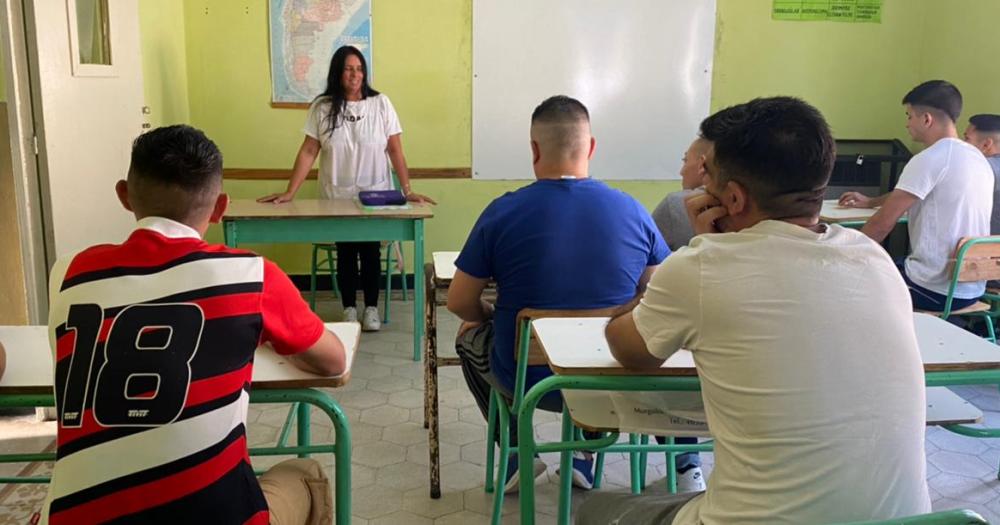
[127,125,223,222]
[531,95,590,124]
[701,96,835,218]
[902,80,962,123]
[970,114,1000,134]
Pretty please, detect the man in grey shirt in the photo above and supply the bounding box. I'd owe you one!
[651,125,721,251]
[964,113,1000,234]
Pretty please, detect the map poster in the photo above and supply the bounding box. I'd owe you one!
[269,0,373,108]
[772,0,881,23]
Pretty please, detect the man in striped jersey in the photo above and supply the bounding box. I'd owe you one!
[44,125,346,524]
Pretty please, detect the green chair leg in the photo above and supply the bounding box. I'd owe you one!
[309,245,320,311]
[485,391,498,493]
[629,433,641,494]
[666,437,678,494]
[297,402,311,458]
[327,248,340,299]
[593,442,606,489]
[384,244,393,323]
[558,407,574,525]
[398,242,409,302]
[639,434,650,489]
[491,390,512,525]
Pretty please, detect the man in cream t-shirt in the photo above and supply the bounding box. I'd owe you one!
[580,97,930,525]
[840,80,993,310]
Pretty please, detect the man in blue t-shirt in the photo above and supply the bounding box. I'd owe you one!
[447,95,669,493]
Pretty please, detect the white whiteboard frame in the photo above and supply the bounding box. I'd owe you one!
[472,0,717,181]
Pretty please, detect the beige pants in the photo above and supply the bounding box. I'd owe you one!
[260,459,333,525]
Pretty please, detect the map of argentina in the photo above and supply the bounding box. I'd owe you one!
[269,0,372,104]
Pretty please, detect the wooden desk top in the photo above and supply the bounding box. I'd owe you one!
[225,199,434,220]
[533,313,1000,377]
[819,199,879,223]
[0,323,361,395]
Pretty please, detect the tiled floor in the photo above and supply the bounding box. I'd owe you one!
[3,295,1000,523]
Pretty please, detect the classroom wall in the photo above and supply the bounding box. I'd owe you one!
[0,103,28,324]
[138,1,190,128]
[136,0,994,274]
[919,1,1000,127]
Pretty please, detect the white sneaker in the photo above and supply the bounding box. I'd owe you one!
[342,306,358,323]
[676,467,706,492]
[362,306,381,332]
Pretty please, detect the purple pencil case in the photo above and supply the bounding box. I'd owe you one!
[358,190,407,206]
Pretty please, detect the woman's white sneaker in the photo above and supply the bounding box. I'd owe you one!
[362,306,381,331]
[342,306,358,323]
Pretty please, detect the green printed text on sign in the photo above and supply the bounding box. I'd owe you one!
[773,0,881,22]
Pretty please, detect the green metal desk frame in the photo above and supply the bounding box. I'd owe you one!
[223,215,426,362]
[515,370,1000,525]
[0,388,353,525]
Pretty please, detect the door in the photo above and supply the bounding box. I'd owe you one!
[25,0,144,261]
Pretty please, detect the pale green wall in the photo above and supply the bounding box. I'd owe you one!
[138,1,190,128]
[138,0,998,274]
[919,1,1000,128]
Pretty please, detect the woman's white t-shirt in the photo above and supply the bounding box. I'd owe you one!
[303,94,402,199]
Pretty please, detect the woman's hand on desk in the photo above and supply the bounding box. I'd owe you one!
[405,191,437,205]
[257,191,296,204]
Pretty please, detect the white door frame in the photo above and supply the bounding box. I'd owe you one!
[0,0,51,324]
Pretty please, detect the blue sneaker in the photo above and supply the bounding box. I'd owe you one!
[558,451,595,490]
[503,453,547,494]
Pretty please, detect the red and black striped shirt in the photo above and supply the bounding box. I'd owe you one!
[44,217,325,525]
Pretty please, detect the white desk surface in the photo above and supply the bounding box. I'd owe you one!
[0,322,360,394]
[532,313,1000,376]
[432,251,460,282]
[819,199,879,223]
[225,199,434,220]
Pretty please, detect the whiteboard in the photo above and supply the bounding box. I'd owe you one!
[473,0,716,180]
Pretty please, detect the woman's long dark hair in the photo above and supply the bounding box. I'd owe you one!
[316,45,380,136]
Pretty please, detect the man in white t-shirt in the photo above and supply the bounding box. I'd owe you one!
[578,97,931,525]
[839,80,993,310]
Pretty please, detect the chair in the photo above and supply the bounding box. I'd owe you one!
[484,307,616,524]
[308,241,408,322]
[915,236,1000,342]
[833,509,988,525]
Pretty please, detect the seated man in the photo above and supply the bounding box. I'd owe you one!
[648,124,727,492]
[583,96,932,524]
[651,134,713,251]
[839,80,993,310]
[447,95,669,491]
[44,126,346,525]
[964,114,1000,235]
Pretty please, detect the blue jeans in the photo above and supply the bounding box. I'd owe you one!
[895,260,978,311]
[655,436,701,471]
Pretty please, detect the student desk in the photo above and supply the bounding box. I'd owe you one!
[423,251,463,498]
[819,199,909,229]
[514,313,1000,525]
[223,198,433,362]
[0,322,360,525]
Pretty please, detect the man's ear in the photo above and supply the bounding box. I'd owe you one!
[115,180,133,212]
[725,180,748,215]
[531,140,541,165]
[208,193,229,224]
[587,136,596,160]
[923,111,935,129]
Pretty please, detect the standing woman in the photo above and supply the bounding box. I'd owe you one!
[259,45,435,331]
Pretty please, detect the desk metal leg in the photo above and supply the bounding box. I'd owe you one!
[297,402,311,458]
[425,266,443,498]
[413,219,425,362]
